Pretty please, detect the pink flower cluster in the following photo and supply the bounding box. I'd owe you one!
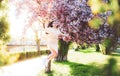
[10,0,112,44]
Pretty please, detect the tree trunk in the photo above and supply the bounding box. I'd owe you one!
[118,0,120,8]
[99,44,106,54]
[35,31,41,55]
[55,39,71,61]
[99,44,111,55]
[99,38,112,55]
[99,23,120,54]
[56,49,68,61]
[75,45,80,51]
[81,45,86,49]
[95,44,100,52]
[36,39,40,54]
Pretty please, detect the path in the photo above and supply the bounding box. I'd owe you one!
[0,56,47,76]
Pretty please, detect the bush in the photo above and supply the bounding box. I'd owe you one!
[0,50,50,66]
[10,50,49,61]
[102,58,120,76]
[0,52,8,66]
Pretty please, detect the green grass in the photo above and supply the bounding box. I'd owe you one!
[38,48,120,76]
[38,61,103,76]
[77,47,96,53]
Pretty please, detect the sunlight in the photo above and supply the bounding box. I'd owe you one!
[25,28,35,39]
[89,0,101,14]
[8,3,34,39]
[8,5,24,38]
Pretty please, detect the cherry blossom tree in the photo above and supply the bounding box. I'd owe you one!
[9,0,112,44]
[9,0,113,72]
[8,0,113,62]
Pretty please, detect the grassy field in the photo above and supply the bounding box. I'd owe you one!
[38,48,120,76]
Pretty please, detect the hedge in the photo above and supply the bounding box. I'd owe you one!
[0,50,50,66]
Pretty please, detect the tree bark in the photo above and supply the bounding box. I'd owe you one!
[95,44,100,52]
[35,31,41,55]
[36,39,40,54]
[56,49,68,61]
[55,39,71,61]
[99,38,112,55]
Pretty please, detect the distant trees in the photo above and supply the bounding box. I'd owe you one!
[97,0,120,54]
[0,0,10,66]
[0,0,10,45]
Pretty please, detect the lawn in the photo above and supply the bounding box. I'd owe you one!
[38,48,120,76]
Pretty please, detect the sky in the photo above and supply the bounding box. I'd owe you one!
[8,3,35,39]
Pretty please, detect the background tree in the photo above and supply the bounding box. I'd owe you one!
[31,24,41,54]
[0,0,10,44]
[0,0,10,66]
[108,0,120,50]
[95,0,120,54]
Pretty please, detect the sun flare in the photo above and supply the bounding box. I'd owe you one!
[8,3,35,39]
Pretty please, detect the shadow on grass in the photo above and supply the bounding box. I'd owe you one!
[80,51,96,53]
[79,48,96,53]
[111,53,120,57]
[37,70,54,76]
[58,61,103,76]
[38,58,120,76]
[57,60,120,76]
[38,61,103,76]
